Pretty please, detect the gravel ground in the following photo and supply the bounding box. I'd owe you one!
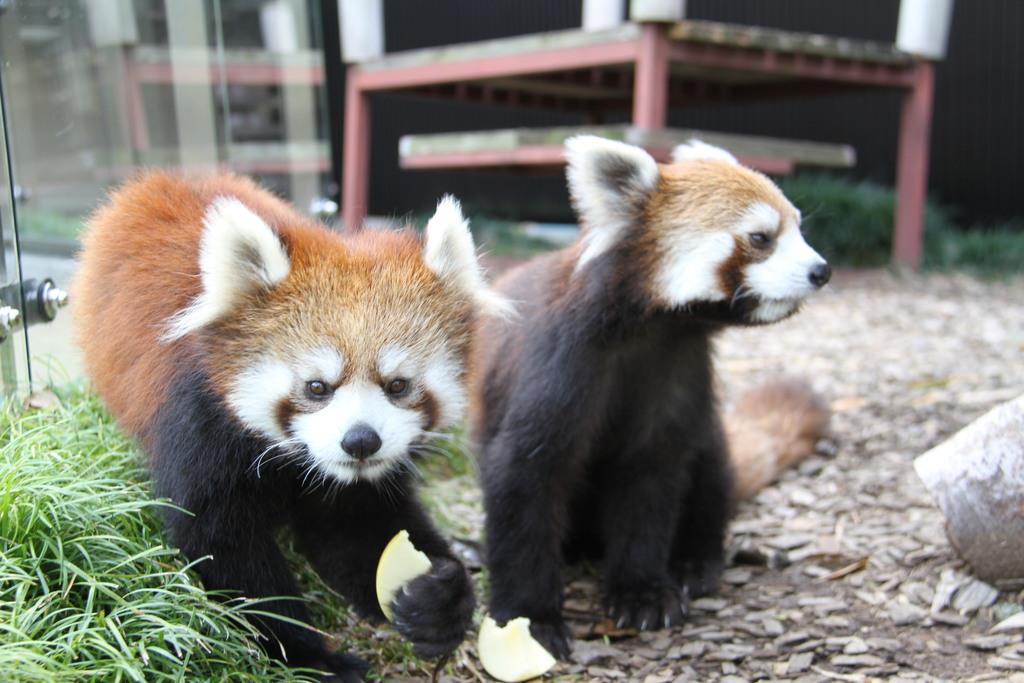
[405,269,1024,683]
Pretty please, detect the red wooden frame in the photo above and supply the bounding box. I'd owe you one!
[342,23,935,268]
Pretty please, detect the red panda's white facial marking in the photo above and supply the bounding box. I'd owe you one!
[296,346,346,385]
[226,346,346,446]
[227,357,294,443]
[744,214,829,323]
[378,344,467,428]
[377,344,412,377]
[655,231,735,305]
[655,202,782,308]
[422,351,466,427]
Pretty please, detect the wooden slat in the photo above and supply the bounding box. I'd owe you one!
[669,19,913,66]
[399,125,855,170]
[357,24,642,72]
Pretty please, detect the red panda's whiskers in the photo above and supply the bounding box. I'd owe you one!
[371,467,407,506]
[395,452,425,480]
[421,430,458,441]
[251,437,305,478]
[299,456,325,490]
[731,284,755,308]
[410,443,448,456]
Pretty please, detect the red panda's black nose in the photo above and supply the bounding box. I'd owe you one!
[341,423,382,460]
[808,262,832,289]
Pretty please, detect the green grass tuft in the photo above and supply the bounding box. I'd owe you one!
[0,389,324,682]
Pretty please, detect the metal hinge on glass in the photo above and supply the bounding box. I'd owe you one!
[0,278,69,341]
[0,305,19,343]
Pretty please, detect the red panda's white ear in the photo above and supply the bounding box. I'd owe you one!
[565,135,659,269]
[671,139,739,165]
[423,195,514,318]
[163,197,290,340]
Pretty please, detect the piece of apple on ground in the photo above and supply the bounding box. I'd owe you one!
[477,616,557,682]
[374,529,432,620]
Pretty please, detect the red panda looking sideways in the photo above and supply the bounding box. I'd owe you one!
[74,172,506,681]
[471,137,831,659]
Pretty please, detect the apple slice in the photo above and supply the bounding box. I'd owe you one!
[477,616,557,682]
[374,530,432,621]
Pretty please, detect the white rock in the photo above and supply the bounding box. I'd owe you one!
[914,395,1024,587]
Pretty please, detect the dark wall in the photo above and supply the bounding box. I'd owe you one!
[340,0,1023,225]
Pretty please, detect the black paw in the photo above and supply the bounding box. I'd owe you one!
[305,651,369,683]
[390,556,475,659]
[604,582,687,631]
[525,616,573,661]
[680,557,723,598]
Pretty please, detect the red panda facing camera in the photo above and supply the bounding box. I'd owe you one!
[73,172,506,681]
[471,136,831,659]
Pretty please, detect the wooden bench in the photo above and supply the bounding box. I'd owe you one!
[399,125,855,176]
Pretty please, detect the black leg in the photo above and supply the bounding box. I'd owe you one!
[481,429,584,661]
[670,421,733,598]
[164,507,368,682]
[294,482,475,660]
[598,454,688,632]
[476,323,614,661]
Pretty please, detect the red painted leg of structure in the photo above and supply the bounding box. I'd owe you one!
[633,23,670,128]
[892,61,935,269]
[342,68,371,232]
[123,51,150,152]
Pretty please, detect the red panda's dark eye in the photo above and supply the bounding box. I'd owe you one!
[749,232,772,249]
[385,378,409,397]
[306,380,330,399]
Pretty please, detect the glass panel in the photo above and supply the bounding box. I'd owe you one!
[0,0,330,385]
[0,68,31,396]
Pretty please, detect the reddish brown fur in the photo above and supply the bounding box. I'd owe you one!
[648,160,795,229]
[724,378,831,500]
[74,171,473,438]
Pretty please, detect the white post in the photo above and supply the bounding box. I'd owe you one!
[166,1,218,169]
[85,0,138,47]
[339,0,384,63]
[630,0,686,23]
[896,0,954,60]
[260,0,299,54]
[273,0,319,211]
[582,0,624,31]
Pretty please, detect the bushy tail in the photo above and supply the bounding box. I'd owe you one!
[724,378,831,500]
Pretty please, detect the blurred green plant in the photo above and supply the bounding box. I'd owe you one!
[778,174,1023,276]
[924,220,1024,276]
[16,209,82,241]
